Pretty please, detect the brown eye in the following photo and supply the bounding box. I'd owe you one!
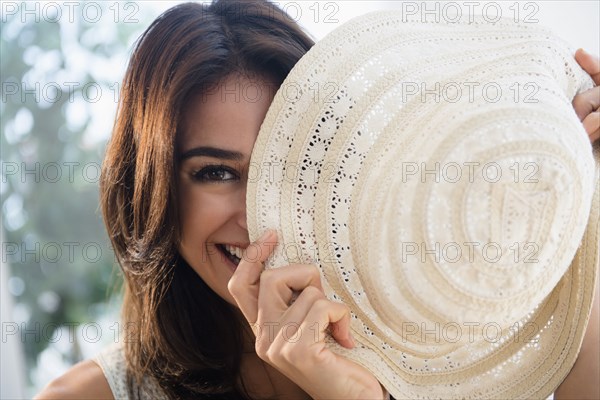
[192,165,239,182]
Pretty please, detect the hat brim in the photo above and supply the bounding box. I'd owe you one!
[247,11,599,399]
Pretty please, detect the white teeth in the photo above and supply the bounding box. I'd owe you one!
[223,244,244,260]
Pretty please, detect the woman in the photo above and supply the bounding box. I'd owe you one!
[36,1,600,399]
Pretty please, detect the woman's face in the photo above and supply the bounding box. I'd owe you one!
[177,74,275,305]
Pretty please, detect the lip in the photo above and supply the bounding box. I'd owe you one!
[215,243,245,272]
[223,253,238,272]
[221,243,250,249]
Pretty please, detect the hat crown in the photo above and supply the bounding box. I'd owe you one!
[248,11,598,399]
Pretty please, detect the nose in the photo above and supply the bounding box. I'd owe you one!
[236,184,248,231]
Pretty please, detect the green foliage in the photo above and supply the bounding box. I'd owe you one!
[0,4,158,391]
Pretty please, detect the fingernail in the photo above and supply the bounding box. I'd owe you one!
[348,332,356,348]
[258,229,274,242]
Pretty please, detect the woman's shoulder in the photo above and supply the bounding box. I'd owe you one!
[34,359,113,400]
[35,343,168,400]
[35,343,124,400]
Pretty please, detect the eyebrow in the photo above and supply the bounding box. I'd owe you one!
[178,146,245,162]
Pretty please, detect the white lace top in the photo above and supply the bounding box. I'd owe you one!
[94,343,168,400]
[92,343,554,399]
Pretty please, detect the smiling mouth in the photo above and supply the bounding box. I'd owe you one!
[216,244,244,267]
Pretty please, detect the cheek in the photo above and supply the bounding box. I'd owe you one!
[178,188,216,272]
[178,185,232,246]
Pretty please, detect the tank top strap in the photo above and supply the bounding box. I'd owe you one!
[94,343,167,399]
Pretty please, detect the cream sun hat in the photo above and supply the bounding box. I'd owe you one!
[246,11,600,400]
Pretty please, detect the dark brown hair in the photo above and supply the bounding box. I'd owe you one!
[99,1,313,398]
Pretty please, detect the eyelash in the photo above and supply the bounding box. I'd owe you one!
[191,165,240,183]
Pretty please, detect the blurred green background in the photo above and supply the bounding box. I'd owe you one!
[1,2,160,396]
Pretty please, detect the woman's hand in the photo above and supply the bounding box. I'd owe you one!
[555,49,600,400]
[573,49,600,143]
[228,230,385,400]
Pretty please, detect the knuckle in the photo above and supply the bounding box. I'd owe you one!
[259,269,277,287]
[255,339,270,360]
[312,298,331,314]
[310,265,325,290]
[264,342,284,364]
[275,335,306,365]
[278,343,293,361]
[308,264,321,277]
[572,96,585,111]
[226,277,239,295]
[301,285,324,301]
[282,343,304,365]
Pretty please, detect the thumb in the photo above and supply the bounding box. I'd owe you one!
[228,229,278,324]
[575,48,600,86]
